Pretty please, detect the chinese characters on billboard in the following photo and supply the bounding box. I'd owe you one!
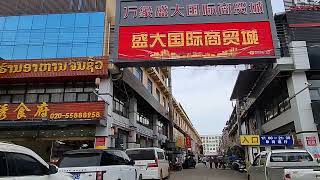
[123,2,265,19]
[0,102,105,121]
[115,0,276,66]
[118,22,274,60]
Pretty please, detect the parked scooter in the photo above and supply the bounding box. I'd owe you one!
[182,155,196,169]
[231,160,246,173]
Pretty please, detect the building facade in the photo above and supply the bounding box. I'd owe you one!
[222,6,320,165]
[0,0,201,162]
[201,135,221,156]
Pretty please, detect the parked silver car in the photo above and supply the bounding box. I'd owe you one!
[248,149,320,180]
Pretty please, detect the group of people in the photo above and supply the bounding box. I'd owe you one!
[202,156,226,169]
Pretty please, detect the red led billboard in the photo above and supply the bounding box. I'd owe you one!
[118,22,274,61]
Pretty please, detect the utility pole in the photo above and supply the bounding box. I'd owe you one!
[168,67,175,149]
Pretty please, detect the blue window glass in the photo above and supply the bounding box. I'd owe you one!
[89,12,105,26]
[16,31,30,45]
[75,13,89,27]
[42,45,58,58]
[32,15,47,29]
[27,45,42,59]
[44,29,59,44]
[13,45,28,59]
[18,16,33,30]
[61,14,75,28]
[0,46,14,59]
[4,16,19,30]
[2,32,16,45]
[46,14,61,28]
[59,28,74,44]
[0,17,5,30]
[57,45,72,58]
[0,12,105,60]
[73,27,88,43]
[72,43,87,57]
[29,30,45,45]
[87,46,103,56]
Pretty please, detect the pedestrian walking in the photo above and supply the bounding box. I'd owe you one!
[209,156,213,169]
[202,157,207,167]
[213,156,219,169]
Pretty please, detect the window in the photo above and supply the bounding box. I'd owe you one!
[126,149,155,161]
[270,152,313,162]
[156,89,160,102]
[0,12,105,60]
[157,152,165,160]
[134,68,143,83]
[0,152,7,176]
[147,79,153,94]
[0,83,97,104]
[59,153,101,167]
[113,97,129,118]
[136,113,151,127]
[7,153,48,176]
[101,151,128,166]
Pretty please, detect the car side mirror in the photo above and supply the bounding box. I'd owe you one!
[48,164,58,175]
[128,160,135,166]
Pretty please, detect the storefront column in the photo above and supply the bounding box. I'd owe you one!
[95,78,113,149]
[287,71,320,156]
[152,114,159,147]
[128,97,138,149]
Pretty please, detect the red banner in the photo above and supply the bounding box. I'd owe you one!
[0,102,105,121]
[186,136,192,148]
[118,22,275,61]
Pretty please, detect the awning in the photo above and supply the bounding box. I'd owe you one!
[230,70,261,100]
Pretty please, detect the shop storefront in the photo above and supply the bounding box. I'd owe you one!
[0,57,108,162]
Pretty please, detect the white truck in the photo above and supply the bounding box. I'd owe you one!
[58,149,142,180]
[248,149,320,180]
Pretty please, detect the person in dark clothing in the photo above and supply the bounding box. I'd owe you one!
[213,157,219,169]
[209,157,213,169]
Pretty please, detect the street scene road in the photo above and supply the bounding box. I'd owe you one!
[170,164,247,180]
[1,0,320,180]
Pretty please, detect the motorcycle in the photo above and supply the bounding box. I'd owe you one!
[231,160,246,173]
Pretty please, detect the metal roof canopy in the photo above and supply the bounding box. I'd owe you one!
[230,70,261,100]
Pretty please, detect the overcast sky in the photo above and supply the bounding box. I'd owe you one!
[172,0,285,135]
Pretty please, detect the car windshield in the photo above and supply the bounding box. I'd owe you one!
[126,149,155,161]
[270,152,313,162]
[59,153,101,167]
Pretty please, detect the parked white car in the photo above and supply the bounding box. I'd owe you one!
[248,149,320,180]
[58,149,141,180]
[126,148,170,180]
[0,142,74,180]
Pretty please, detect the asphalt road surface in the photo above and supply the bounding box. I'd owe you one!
[169,164,247,180]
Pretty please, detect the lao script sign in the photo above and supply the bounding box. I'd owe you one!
[260,135,294,146]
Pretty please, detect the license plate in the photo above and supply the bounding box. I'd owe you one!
[71,173,81,180]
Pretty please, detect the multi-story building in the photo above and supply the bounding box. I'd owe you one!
[224,2,320,164]
[0,0,201,162]
[201,135,221,156]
